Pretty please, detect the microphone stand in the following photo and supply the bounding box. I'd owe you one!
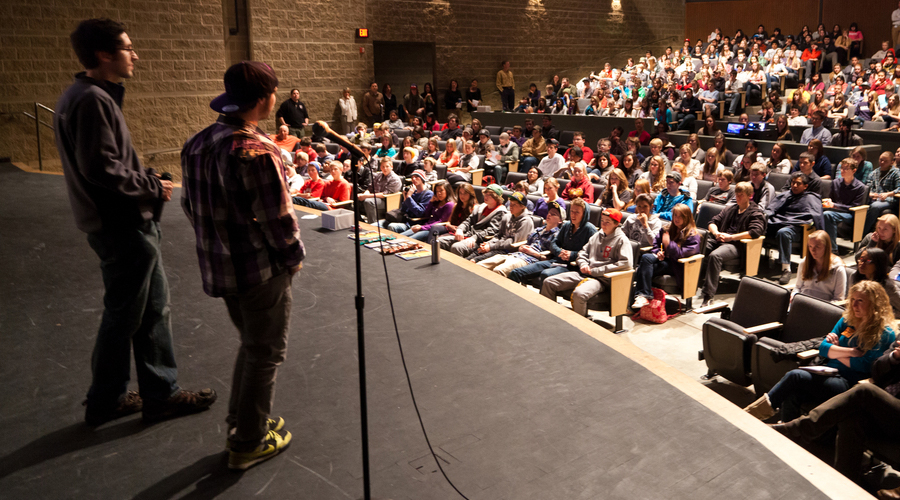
[348,149,375,500]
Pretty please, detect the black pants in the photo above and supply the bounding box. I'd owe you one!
[501,87,515,111]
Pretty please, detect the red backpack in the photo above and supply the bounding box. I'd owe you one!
[634,288,681,324]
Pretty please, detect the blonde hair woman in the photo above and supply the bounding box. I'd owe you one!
[793,230,847,302]
[746,280,897,423]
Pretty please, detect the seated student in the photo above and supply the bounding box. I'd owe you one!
[771,337,900,490]
[847,147,872,185]
[509,197,595,285]
[672,162,697,199]
[699,182,767,306]
[418,137,442,164]
[293,161,351,211]
[359,157,402,223]
[537,139,566,179]
[744,281,896,423]
[792,230,847,303]
[485,132,517,182]
[374,134,396,159]
[539,208,634,317]
[767,171,826,285]
[852,248,900,316]
[273,124,301,152]
[766,143,793,174]
[806,139,833,180]
[292,159,326,205]
[479,201,565,277]
[532,177,566,219]
[748,163,775,211]
[348,122,371,145]
[285,163,304,196]
[560,163,595,203]
[396,146,422,178]
[653,171,693,221]
[522,167,544,195]
[446,140,481,185]
[621,193,663,247]
[864,151,900,235]
[418,156,438,182]
[697,147,724,182]
[619,151,643,188]
[314,144,333,165]
[439,113,463,141]
[587,152,615,190]
[438,138,460,170]
[433,182,478,242]
[344,155,374,194]
[506,181,535,212]
[382,169,434,232]
[400,179,456,242]
[437,184,508,257]
[822,158,867,254]
[639,138,672,173]
[676,143,702,180]
[595,168,633,211]
[631,204,702,310]
[468,191,534,263]
[520,125,548,171]
[786,152,825,196]
[639,155,667,194]
[800,110,833,145]
[699,170,735,205]
[628,117,651,145]
[295,137,318,163]
[595,138,620,168]
[857,214,900,278]
[385,109,404,129]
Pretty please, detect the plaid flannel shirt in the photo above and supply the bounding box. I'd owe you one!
[181,115,305,297]
[867,167,900,195]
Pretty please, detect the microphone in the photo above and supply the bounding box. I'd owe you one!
[312,120,366,159]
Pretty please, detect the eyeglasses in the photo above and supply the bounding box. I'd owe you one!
[118,46,136,54]
[857,258,872,264]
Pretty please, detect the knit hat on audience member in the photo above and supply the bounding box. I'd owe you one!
[210,61,279,113]
[505,191,527,206]
[548,200,566,220]
[666,171,683,183]
[485,184,503,199]
[410,169,427,182]
[601,208,622,224]
[478,129,491,137]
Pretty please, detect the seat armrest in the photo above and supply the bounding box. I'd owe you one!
[539,250,551,255]
[608,268,635,317]
[331,199,354,207]
[849,205,869,212]
[510,240,528,248]
[693,302,728,314]
[743,322,783,336]
[739,236,765,276]
[797,349,820,360]
[677,254,704,264]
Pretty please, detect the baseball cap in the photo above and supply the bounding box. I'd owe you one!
[485,184,503,199]
[210,61,279,114]
[547,138,559,147]
[547,200,566,220]
[505,191,527,206]
[601,208,622,223]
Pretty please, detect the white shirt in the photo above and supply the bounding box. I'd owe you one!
[537,154,566,178]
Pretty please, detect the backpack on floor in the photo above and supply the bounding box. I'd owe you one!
[635,288,681,324]
[481,175,495,186]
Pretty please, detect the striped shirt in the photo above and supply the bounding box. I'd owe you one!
[181,115,305,297]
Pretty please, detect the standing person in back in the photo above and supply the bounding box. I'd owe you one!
[497,60,515,111]
[55,18,217,427]
[182,61,305,470]
[275,88,309,137]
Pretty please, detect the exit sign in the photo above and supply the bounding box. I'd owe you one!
[357,28,368,38]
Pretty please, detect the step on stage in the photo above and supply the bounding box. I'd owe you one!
[0,163,864,499]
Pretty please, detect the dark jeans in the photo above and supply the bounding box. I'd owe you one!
[766,223,803,265]
[786,383,900,484]
[768,368,853,422]
[633,252,672,299]
[293,196,329,211]
[501,87,515,111]
[224,272,293,450]
[508,260,570,284]
[701,240,741,299]
[85,221,179,410]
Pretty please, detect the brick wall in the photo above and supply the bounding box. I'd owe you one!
[0,0,684,177]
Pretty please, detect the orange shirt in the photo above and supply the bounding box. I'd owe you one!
[273,135,300,151]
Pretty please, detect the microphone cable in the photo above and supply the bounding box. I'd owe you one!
[373,220,470,499]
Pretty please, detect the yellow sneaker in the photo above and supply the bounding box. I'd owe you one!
[227,429,292,470]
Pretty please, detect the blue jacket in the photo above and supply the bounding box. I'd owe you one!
[766,188,825,230]
[653,187,693,221]
[401,188,434,219]
[820,317,895,382]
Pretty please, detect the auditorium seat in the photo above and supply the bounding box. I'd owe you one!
[485,125,501,135]
[695,180,713,202]
[695,202,765,280]
[767,172,791,192]
[698,276,791,386]
[834,186,869,251]
[750,293,844,395]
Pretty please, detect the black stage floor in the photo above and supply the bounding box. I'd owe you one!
[0,164,862,499]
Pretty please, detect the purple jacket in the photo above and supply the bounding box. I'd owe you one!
[421,201,455,231]
[650,231,702,286]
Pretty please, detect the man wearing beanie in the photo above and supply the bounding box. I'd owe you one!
[383,169,434,233]
[55,18,217,427]
[181,61,305,470]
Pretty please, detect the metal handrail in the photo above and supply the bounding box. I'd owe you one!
[3,103,56,171]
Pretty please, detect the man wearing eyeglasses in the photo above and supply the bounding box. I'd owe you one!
[55,19,217,426]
